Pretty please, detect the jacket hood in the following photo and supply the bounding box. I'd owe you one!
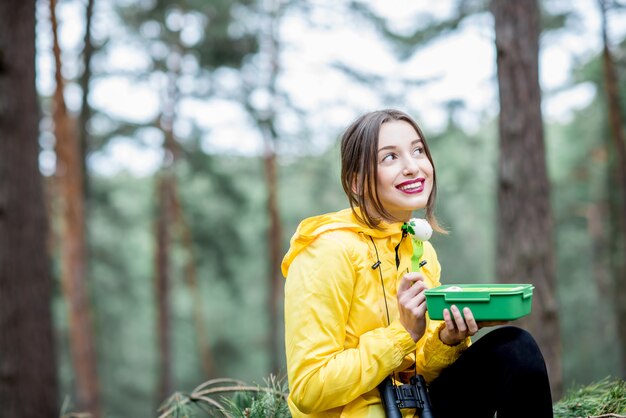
[281,208,405,277]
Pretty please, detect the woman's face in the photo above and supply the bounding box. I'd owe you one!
[374,120,433,222]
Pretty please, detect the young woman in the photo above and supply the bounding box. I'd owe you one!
[282,109,553,418]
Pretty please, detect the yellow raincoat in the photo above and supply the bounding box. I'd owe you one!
[282,208,470,417]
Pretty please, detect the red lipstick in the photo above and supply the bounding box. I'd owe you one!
[396,178,425,194]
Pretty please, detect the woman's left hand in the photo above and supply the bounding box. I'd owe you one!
[439,305,508,346]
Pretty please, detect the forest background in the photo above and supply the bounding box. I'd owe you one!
[1,0,626,417]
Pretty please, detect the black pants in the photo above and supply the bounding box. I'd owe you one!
[428,326,553,418]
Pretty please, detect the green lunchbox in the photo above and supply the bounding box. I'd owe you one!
[424,284,534,321]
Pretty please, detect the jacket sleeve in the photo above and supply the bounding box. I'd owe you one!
[414,241,470,383]
[284,233,416,414]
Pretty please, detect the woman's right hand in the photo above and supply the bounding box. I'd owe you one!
[397,272,428,342]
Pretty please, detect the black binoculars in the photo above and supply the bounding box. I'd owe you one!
[378,374,435,418]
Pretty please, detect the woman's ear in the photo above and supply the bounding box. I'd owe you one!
[351,176,362,195]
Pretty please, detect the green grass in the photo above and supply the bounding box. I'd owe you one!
[221,375,290,418]
[157,375,289,418]
[553,377,626,418]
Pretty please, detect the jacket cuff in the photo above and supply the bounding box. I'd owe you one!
[424,322,469,364]
[388,320,417,358]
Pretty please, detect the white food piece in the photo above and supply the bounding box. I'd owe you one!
[409,218,433,241]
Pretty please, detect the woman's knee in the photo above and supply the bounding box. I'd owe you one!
[486,326,547,370]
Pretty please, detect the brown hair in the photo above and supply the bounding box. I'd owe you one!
[340,109,445,232]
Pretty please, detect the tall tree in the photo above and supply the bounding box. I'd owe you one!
[170,180,214,379]
[110,1,258,401]
[155,170,174,402]
[242,0,285,374]
[152,27,179,402]
[50,0,101,415]
[78,0,95,197]
[262,0,284,377]
[491,0,562,397]
[0,0,58,416]
[598,0,626,377]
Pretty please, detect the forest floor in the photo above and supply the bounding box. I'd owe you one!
[156,376,625,418]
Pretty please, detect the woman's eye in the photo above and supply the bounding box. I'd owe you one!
[413,147,424,155]
[381,153,395,162]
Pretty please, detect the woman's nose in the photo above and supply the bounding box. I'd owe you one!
[402,157,419,175]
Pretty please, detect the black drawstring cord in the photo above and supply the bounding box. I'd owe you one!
[371,231,422,385]
[369,235,391,327]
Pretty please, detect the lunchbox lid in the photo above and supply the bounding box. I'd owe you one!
[424,284,534,302]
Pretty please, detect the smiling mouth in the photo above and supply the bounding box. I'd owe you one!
[397,179,425,193]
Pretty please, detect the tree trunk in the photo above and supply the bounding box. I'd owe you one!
[0,1,58,417]
[598,0,626,377]
[155,173,174,402]
[263,132,283,375]
[585,199,619,350]
[491,0,562,398]
[170,188,215,378]
[78,0,95,197]
[154,59,180,402]
[257,0,284,376]
[162,42,215,379]
[586,202,611,301]
[50,0,101,415]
